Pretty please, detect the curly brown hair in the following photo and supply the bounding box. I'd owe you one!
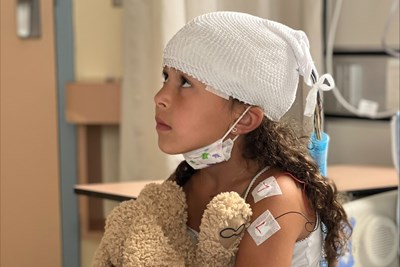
[173,115,351,266]
[242,117,351,265]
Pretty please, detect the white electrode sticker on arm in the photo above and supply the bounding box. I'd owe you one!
[247,210,281,246]
[251,176,282,203]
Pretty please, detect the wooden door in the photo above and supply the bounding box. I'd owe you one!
[0,1,62,266]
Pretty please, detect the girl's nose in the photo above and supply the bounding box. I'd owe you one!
[154,85,169,108]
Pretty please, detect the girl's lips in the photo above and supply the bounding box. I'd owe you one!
[155,118,172,131]
[156,123,172,131]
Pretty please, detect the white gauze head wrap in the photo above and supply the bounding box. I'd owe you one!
[163,11,333,121]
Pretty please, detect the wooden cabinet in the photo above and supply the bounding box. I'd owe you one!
[66,81,121,124]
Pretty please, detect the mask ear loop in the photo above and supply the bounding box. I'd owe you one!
[222,106,252,141]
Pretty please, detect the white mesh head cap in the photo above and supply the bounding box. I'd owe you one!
[163,11,319,121]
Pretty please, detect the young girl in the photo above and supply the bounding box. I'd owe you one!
[94,11,350,267]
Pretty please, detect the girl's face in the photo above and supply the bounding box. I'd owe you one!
[154,67,234,155]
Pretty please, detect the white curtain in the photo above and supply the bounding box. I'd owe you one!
[119,0,323,181]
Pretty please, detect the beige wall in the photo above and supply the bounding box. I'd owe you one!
[73,0,123,80]
[0,1,62,267]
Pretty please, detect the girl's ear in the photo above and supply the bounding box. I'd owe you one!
[234,106,264,134]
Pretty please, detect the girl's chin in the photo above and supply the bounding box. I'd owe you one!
[158,143,183,155]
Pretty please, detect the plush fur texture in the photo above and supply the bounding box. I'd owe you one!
[93,180,252,266]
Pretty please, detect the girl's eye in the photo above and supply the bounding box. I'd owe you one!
[162,72,168,83]
[181,77,191,88]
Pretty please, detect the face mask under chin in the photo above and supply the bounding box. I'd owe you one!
[182,106,251,169]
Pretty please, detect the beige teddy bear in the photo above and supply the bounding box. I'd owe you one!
[93,180,252,267]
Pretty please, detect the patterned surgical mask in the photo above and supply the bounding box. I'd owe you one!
[183,106,251,169]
